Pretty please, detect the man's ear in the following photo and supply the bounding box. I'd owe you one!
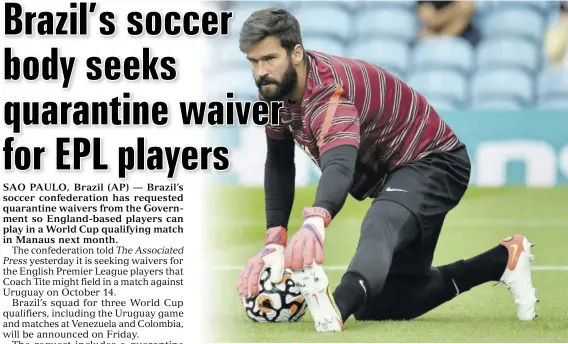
[291,44,304,65]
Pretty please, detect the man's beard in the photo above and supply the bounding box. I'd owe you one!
[256,63,298,102]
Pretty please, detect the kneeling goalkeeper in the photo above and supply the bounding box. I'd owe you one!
[236,8,538,332]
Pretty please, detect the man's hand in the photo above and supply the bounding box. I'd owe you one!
[285,207,332,270]
[236,226,287,298]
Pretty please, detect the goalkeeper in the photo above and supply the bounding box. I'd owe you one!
[236,8,538,332]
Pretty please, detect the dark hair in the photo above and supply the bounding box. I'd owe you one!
[239,8,303,54]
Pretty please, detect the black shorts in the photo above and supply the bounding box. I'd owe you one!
[374,145,472,275]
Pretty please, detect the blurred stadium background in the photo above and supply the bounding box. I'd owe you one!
[207,0,568,109]
[204,0,568,188]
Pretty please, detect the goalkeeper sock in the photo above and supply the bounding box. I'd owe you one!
[438,245,509,294]
[332,272,368,323]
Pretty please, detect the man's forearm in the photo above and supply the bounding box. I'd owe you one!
[312,145,358,218]
[265,137,296,229]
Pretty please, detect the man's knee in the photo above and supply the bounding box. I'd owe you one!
[353,271,439,322]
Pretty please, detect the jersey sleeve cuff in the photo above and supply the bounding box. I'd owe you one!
[319,139,360,157]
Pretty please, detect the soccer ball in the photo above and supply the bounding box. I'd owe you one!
[241,268,308,322]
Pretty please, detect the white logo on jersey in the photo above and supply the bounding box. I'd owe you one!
[385,187,407,192]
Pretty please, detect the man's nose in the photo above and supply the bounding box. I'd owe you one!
[255,61,269,77]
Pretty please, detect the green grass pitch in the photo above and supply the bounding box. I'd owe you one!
[204,186,568,342]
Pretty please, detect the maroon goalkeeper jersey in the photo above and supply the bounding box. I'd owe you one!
[265,50,463,200]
